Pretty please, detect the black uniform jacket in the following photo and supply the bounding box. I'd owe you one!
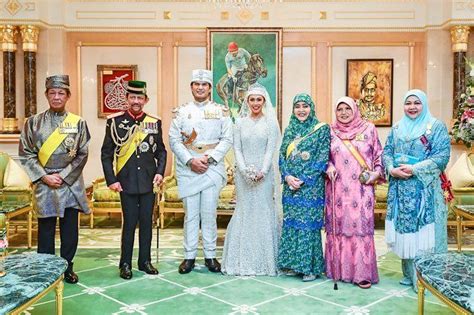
[101,110,167,194]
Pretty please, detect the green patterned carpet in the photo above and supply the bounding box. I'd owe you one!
[9,228,455,315]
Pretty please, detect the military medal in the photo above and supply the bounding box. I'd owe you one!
[149,136,154,145]
[64,136,75,147]
[355,134,365,141]
[68,148,77,158]
[123,119,129,124]
[152,143,157,153]
[300,151,310,161]
[140,142,150,152]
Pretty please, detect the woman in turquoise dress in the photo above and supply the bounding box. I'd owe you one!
[278,93,330,281]
[383,89,451,292]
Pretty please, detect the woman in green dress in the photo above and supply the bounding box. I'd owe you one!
[277,93,330,281]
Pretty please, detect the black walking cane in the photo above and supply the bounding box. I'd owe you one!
[154,185,160,265]
[330,176,338,290]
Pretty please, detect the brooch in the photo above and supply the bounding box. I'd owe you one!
[300,151,311,161]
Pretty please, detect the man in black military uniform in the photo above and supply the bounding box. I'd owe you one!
[101,80,167,280]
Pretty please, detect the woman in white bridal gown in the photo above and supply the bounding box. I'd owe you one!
[221,83,281,276]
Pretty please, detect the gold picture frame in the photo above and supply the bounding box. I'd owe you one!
[207,27,283,124]
[346,59,393,127]
[97,64,138,118]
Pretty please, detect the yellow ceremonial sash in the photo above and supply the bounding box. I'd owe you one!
[38,113,81,167]
[286,122,326,159]
[116,115,157,174]
[341,139,370,170]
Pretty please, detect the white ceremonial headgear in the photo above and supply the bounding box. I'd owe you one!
[191,69,213,86]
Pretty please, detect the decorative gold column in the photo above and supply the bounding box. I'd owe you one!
[450,25,470,118]
[0,25,19,133]
[20,25,39,118]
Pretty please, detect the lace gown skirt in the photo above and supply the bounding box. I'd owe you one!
[221,117,279,276]
[221,170,279,276]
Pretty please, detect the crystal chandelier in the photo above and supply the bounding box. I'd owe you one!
[204,0,283,9]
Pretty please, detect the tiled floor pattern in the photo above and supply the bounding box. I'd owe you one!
[10,228,456,315]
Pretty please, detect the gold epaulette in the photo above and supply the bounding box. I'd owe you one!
[107,111,125,119]
[145,113,161,121]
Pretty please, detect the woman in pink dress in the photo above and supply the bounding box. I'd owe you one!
[325,96,384,289]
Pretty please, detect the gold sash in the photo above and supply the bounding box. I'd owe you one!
[38,113,81,167]
[286,122,326,159]
[116,115,157,174]
[341,139,370,170]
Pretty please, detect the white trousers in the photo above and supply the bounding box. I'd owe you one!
[182,184,219,259]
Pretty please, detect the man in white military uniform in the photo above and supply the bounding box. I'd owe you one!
[169,69,233,274]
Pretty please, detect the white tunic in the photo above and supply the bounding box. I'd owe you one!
[169,100,233,198]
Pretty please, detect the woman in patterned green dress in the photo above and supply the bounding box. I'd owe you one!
[277,93,330,281]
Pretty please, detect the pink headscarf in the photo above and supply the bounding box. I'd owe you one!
[332,96,368,140]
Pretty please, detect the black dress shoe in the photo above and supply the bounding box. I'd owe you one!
[178,259,195,274]
[205,258,221,273]
[139,261,159,275]
[64,262,79,284]
[120,263,133,280]
[64,270,79,284]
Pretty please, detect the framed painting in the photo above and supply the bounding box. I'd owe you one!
[207,27,282,123]
[97,64,138,118]
[346,59,393,127]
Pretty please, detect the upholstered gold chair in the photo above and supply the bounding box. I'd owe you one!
[159,152,235,229]
[88,178,122,228]
[374,182,388,219]
[0,152,32,204]
[447,153,474,227]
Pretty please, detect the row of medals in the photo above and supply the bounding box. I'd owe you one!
[138,122,158,154]
[60,123,78,158]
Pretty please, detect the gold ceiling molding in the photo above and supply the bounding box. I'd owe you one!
[177,11,213,20]
[6,0,22,15]
[237,8,254,23]
[66,0,426,2]
[334,10,415,20]
[1,18,470,32]
[221,11,229,20]
[76,10,157,19]
[276,10,313,20]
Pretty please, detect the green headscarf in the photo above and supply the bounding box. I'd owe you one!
[281,93,319,153]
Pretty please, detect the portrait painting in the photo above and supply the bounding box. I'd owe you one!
[97,65,138,118]
[346,59,393,127]
[207,27,282,123]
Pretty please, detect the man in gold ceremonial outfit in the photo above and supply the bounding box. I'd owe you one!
[356,72,386,122]
[101,80,167,280]
[19,75,91,284]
